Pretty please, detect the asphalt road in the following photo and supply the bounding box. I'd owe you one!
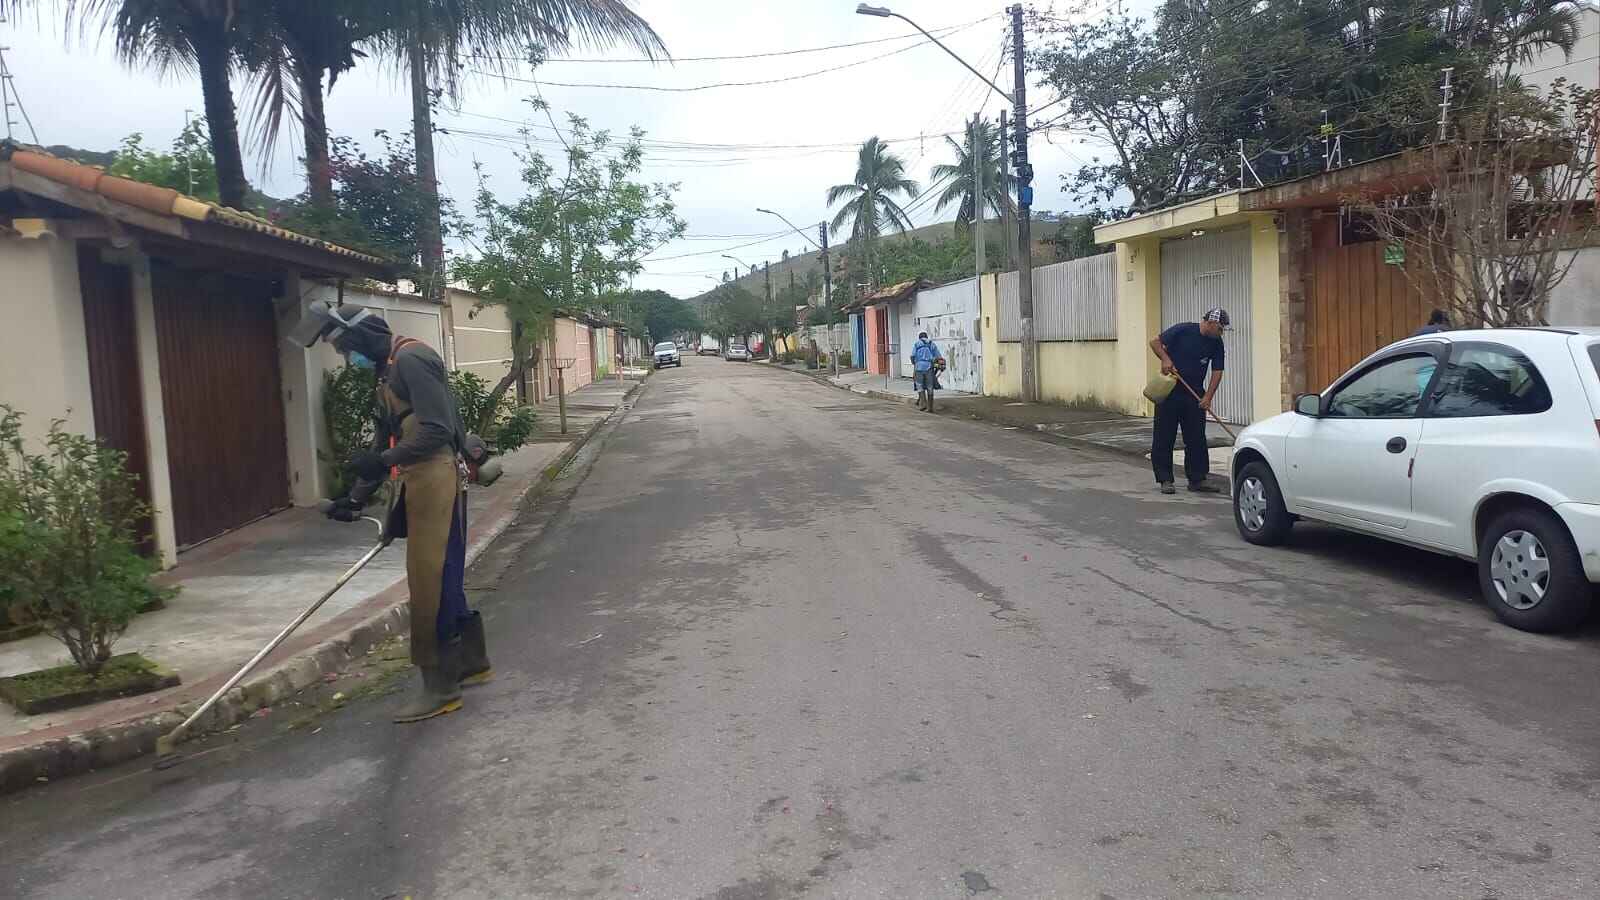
[5,356,1600,899]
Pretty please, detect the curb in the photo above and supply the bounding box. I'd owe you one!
[0,381,641,795]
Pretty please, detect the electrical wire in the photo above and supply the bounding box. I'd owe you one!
[462,15,998,64]
[466,18,992,93]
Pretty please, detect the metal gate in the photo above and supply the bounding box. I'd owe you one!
[1160,228,1254,424]
[151,263,289,548]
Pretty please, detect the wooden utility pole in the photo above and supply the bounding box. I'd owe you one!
[764,261,776,360]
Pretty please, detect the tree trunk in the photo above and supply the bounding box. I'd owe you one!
[193,27,250,210]
[297,62,334,208]
[409,37,447,305]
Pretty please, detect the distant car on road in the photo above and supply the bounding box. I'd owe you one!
[724,343,751,362]
[653,341,682,369]
[698,336,721,356]
[1231,327,1600,633]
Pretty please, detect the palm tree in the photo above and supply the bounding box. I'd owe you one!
[930,117,1013,230]
[363,1,665,306]
[29,0,256,208]
[827,137,919,290]
[243,3,368,208]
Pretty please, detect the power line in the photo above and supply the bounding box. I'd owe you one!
[463,15,997,64]
[465,18,992,93]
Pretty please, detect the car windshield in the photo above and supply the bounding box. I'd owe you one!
[654,343,676,351]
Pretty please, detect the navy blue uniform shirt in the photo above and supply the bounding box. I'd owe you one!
[1159,322,1225,392]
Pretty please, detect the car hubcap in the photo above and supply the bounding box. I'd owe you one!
[1490,530,1551,610]
[1237,476,1268,532]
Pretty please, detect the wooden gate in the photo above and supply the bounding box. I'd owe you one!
[77,248,154,550]
[1305,219,1437,391]
[151,263,289,548]
[873,307,889,374]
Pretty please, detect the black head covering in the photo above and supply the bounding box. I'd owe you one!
[333,313,393,364]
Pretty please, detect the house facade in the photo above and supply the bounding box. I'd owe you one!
[1,146,392,565]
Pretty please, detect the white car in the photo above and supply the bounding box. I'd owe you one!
[1231,327,1600,633]
[724,343,751,362]
[653,341,681,368]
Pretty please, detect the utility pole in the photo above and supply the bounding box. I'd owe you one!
[821,222,837,376]
[764,261,775,360]
[1009,4,1039,402]
[999,109,1016,271]
[973,111,986,277]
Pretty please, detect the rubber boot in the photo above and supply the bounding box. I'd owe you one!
[458,611,493,686]
[393,640,464,724]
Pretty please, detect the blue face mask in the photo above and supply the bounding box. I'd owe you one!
[347,350,376,370]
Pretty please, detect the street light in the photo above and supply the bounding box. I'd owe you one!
[854,2,1038,402]
[757,207,838,376]
[854,4,1012,104]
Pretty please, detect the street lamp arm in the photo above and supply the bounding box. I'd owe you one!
[756,207,824,251]
[856,5,1014,105]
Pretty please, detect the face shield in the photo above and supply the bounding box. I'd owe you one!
[285,300,377,350]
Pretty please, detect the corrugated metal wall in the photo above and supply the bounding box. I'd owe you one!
[908,277,983,394]
[997,253,1117,341]
[151,263,289,548]
[1158,228,1254,424]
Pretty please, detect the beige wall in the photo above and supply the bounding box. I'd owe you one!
[981,271,1134,411]
[448,289,514,384]
[1247,217,1285,421]
[0,234,95,445]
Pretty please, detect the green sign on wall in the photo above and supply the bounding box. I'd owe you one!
[1383,243,1405,266]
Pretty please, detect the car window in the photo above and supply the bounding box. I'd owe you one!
[654,342,675,351]
[1588,343,1600,381]
[1429,344,1552,417]
[1325,353,1437,418]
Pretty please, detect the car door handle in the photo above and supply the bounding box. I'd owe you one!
[1386,436,1407,454]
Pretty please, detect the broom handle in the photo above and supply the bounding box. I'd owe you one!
[166,519,388,744]
[1172,372,1238,442]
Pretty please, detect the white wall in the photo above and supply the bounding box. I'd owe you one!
[0,233,95,446]
[1515,9,1599,95]
[448,288,515,384]
[1549,247,1600,325]
[908,278,983,394]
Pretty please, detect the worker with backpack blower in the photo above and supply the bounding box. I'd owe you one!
[291,301,492,723]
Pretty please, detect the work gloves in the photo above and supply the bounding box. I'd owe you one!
[326,497,364,523]
[348,449,388,482]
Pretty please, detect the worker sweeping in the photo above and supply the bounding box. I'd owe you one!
[1148,307,1228,496]
[291,301,492,723]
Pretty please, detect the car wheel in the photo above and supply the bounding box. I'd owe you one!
[1477,507,1591,632]
[1233,460,1292,546]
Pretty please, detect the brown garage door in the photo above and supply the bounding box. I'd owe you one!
[1305,218,1439,391]
[77,248,155,552]
[151,262,289,548]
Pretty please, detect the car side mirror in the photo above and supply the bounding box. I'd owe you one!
[1294,393,1322,417]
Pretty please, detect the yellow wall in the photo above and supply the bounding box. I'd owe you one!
[1247,217,1285,421]
[981,272,1140,413]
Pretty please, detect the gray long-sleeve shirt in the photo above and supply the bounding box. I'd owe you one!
[378,341,467,468]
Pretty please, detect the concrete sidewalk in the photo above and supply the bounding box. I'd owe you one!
[0,376,641,790]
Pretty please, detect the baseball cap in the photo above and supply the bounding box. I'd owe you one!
[1203,307,1231,330]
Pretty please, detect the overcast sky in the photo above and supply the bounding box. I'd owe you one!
[3,1,1108,295]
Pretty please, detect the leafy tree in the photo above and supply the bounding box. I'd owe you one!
[706,283,765,345]
[877,231,980,287]
[362,1,667,323]
[453,118,684,415]
[271,131,460,272]
[1029,1,1584,217]
[635,290,702,343]
[106,119,219,201]
[828,137,919,292]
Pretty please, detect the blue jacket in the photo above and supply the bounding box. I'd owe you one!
[911,339,941,372]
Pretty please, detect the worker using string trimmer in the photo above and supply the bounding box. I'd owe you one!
[292,301,492,722]
[1148,307,1229,496]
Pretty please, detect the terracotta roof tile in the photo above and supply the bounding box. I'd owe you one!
[2,145,388,267]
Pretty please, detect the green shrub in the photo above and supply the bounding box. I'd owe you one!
[321,365,378,498]
[493,406,538,453]
[841,351,853,368]
[0,407,173,675]
[447,371,534,453]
